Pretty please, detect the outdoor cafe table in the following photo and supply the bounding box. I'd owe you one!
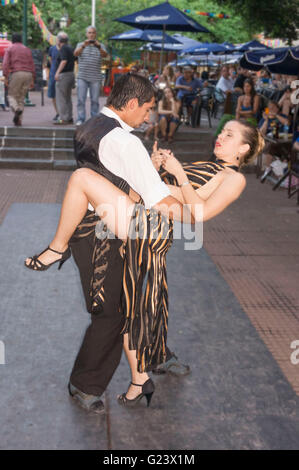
[263,133,294,190]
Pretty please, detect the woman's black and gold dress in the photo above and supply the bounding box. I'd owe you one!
[71,159,238,373]
[122,159,238,372]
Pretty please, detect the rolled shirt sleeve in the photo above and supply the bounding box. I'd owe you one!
[100,129,170,209]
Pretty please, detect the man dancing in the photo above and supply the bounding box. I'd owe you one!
[68,74,190,413]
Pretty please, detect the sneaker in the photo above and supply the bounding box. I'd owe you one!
[260,166,272,183]
[152,353,191,376]
[52,114,59,122]
[76,120,83,126]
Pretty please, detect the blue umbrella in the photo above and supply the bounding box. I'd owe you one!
[115,2,210,33]
[115,2,210,71]
[221,42,236,53]
[169,58,199,67]
[180,42,226,56]
[141,34,201,52]
[110,28,181,44]
[240,46,299,75]
[233,40,270,53]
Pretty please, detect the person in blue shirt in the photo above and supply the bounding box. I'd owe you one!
[175,67,200,124]
[258,101,289,137]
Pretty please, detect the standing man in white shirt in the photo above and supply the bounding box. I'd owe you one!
[74,26,108,126]
[216,65,234,95]
[68,74,190,413]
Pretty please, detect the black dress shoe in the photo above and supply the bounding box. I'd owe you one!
[68,382,105,414]
[13,109,22,126]
[152,353,191,376]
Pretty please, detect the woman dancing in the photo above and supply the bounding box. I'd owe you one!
[25,119,264,407]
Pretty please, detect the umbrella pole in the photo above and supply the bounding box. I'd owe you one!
[159,24,166,74]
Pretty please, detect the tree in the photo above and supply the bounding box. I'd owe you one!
[2,0,290,60]
[214,0,299,43]
[0,1,75,48]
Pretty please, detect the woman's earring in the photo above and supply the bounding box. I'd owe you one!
[236,155,240,160]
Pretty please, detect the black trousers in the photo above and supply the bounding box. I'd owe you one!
[69,223,173,396]
[69,231,124,396]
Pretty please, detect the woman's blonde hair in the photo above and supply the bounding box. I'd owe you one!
[233,119,265,167]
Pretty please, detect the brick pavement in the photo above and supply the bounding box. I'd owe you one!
[0,168,298,398]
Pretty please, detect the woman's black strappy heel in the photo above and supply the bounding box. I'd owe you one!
[118,378,155,408]
[24,245,71,271]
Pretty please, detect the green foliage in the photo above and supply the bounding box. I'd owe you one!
[1,0,297,58]
[214,0,299,43]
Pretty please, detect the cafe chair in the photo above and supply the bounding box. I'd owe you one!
[191,86,214,128]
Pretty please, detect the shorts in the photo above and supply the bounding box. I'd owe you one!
[159,114,180,124]
[179,94,197,107]
[47,78,56,99]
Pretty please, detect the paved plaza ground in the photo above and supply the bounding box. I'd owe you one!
[0,92,299,450]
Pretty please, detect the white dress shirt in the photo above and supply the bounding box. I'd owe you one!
[87,106,170,211]
[216,76,234,93]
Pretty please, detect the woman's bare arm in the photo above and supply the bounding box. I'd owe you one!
[235,95,242,119]
[163,156,246,222]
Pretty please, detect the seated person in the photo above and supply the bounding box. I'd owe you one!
[175,67,200,123]
[258,101,291,180]
[215,65,234,95]
[215,78,259,137]
[256,69,273,89]
[235,78,260,124]
[155,65,174,91]
[272,74,287,90]
[157,87,180,143]
[233,66,250,94]
[278,86,295,117]
[258,100,289,137]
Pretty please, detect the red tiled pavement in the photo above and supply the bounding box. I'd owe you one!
[204,176,299,394]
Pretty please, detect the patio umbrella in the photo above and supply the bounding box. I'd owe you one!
[115,2,210,72]
[233,40,270,53]
[221,41,236,53]
[142,33,201,53]
[168,58,199,67]
[180,42,227,56]
[240,46,299,75]
[180,42,227,68]
[0,39,12,58]
[109,28,181,44]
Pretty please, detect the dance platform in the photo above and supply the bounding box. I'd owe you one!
[0,203,298,450]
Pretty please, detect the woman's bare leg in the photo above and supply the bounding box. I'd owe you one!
[25,168,135,266]
[168,121,177,139]
[159,116,168,138]
[121,333,149,399]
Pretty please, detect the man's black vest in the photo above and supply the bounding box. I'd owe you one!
[74,113,130,195]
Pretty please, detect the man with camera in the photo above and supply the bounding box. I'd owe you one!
[74,26,108,126]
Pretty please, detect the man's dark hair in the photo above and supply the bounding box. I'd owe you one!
[106,73,155,110]
[12,33,22,44]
